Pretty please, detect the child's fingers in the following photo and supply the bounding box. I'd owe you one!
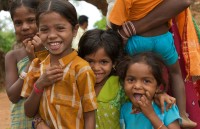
[160,98,165,113]
[166,97,176,111]
[22,38,32,46]
[145,91,151,101]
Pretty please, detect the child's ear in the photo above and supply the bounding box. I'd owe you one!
[155,86,162,94]
[73,24,79,37]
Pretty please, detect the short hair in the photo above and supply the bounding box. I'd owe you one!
[10,0,39,19]
[78,15,88,25]
[36,0,78,28]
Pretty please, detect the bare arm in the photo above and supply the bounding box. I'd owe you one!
[133,0,193,34]
[84,110,96,129]
[111,0,193,34]
[5,51,31,103]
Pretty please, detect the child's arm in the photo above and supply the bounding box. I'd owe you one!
[139,92,180,129]
[24,65,63,117]
[84,110,96,129]
[5,51,28,103]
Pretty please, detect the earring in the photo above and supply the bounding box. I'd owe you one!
[113,65,116,71]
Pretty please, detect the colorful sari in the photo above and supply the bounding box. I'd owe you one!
[170,8,200,129]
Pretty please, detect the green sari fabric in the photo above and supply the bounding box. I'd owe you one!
[96,76,126,129]
[11,56,33,129]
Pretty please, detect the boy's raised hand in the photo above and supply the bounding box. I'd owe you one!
[35,65,63,90]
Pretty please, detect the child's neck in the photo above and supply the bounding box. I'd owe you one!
[95,76,110,96]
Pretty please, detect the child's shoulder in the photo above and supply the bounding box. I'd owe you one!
[5,48,24,61]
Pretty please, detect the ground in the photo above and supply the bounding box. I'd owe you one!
[0,90,11,129]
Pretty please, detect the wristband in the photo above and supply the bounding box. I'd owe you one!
[34,83,43,94]
[32,116,43,129]
[19,71,27,80]
[157,123,164,129]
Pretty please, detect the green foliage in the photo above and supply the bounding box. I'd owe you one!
[0,31,15,53]
[0,12,15,53]
[93,16,106,30]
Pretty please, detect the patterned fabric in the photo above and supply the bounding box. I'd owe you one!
[109,0,162,25]
[120,102,181,129]
[21,51,97,129]
[170,19,200,129]
[11,56,33,129]
[175,8,200,79]
[17,56,29,74]
[96,76,126,129]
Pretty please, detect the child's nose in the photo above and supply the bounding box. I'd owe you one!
[22,22,30,31]
[133,81,142,89]
[93,63,101,71]
[48,30,57,39]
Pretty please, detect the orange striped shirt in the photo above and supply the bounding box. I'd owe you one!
[21,51,97,129]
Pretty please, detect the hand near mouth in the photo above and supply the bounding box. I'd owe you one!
[136,91,155,117]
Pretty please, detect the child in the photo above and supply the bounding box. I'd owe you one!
[21,0,97,129]
[78,29,125,129]
[78,29,176,129]
[5,0,44,128]
[117,52,181,129]
[108,0,196,128]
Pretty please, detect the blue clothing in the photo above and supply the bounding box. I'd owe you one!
[125,31,178,65]
[120,102,181,129]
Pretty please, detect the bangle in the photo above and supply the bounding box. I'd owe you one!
[19,71,27,80]
[32,116,43,129]
[157,123,164,129]
[117,29,128,40]
[34,83,43,94]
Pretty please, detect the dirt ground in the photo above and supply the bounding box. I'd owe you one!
[0,90,11,129]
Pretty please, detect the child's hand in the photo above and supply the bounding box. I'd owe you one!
[36,121,51,129]
[32,33,45,52]
[23,38,35,61]
[35,65,63,90]
[154,92,176,113]
[137,91,154,117]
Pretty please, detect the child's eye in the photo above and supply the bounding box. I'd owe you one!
[144,80,151,84]
[39,28,48,33]
[28,18,36,23]
[56,26,65,31]
[14,21,22,26]
[125,77,134,83]
[100,61,108,65]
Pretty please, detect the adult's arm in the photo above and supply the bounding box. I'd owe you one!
[131,0,193,34]
[111,0,192,34]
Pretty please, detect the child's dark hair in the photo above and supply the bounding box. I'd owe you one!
[78,15,88,25]
[36,0,78,28]
[116,52,167,92]
[9,0,39,20]
[78,29,124,73]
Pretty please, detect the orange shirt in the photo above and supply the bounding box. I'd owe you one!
[109,0,162,25]
[21,51,97,129]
